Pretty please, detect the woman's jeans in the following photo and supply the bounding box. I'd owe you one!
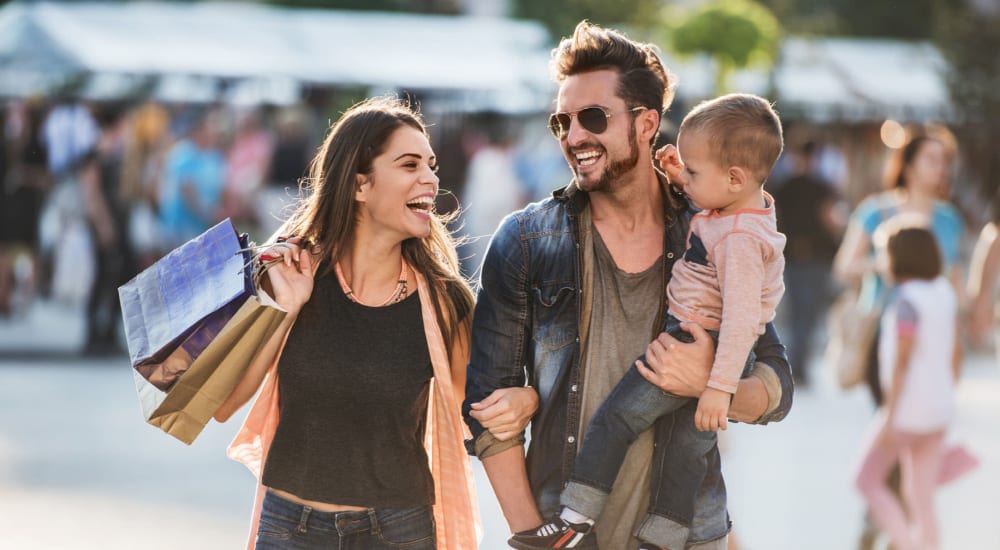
[255,490,435,550]
[562,315,754,548]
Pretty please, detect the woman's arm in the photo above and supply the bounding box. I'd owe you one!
[468,387,539,442]
[463,217,541,532]
[215,243,315,422]
[833,220,874,288]
[967,222,1000,344]
[481,445,544,532]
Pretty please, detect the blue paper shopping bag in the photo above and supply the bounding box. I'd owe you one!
[118,219,286,444]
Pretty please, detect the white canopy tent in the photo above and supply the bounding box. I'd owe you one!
[773,37,953,122]
[662,36,952,123]
[0,2,954,121]
[0,1,556,111]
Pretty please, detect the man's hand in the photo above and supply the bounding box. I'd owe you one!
[469,387,539,441]
[654,144,686,184]
[636,321,713,398]
[695,387,731,431]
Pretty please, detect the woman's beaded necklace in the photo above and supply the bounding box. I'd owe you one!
[335,257,408,307]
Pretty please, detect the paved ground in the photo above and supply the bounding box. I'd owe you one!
[1,300,998,549]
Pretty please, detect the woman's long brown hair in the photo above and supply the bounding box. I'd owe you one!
[281,96,474,358]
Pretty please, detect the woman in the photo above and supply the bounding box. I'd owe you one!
[834,134,965,550]
[215,97,535,549]
[833,134,964,403]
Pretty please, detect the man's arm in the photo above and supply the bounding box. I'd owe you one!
[638,320,792,424]
[462,215,542,531]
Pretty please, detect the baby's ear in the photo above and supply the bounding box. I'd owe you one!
[728,166,750,192]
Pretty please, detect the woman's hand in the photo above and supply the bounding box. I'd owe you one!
[469,387,539,441]
[637,321,713,398]
[262,237,316,315]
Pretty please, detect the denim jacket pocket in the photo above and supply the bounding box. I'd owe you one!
[531,283,577,351]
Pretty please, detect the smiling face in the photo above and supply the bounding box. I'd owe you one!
[903,138,947,196]
[355,125,439,242]
[555,69,641,193]
[674,130,733,211]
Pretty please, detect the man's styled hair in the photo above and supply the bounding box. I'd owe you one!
[550,21,677,135]
[679,93,784,184]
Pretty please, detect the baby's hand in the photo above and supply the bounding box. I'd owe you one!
[695,387,732,431]
[654,144,685,183]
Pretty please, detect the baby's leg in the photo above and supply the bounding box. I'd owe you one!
[562,358,693,521]
[636,401,719,549]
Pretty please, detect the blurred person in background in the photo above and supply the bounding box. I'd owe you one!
[223,107,274,236]
[459,111,529,275]
[80,105,136,356]
[257,104,312,239]
[854,221,961,550]
[773,139,846,387]
[121,100,172,270]
[967,218,1000,348]
[41,98,99,181]
[214,97,536,550]
[0,99,50,315]
[158,109,226,248]
[833,132,965,550]
[833,133,965,404]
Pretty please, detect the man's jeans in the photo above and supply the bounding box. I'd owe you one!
[255,490,436,550]
[563,316,753,549]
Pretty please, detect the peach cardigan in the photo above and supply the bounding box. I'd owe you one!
[226,270,481,549]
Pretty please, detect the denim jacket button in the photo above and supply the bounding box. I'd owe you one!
[571,384,578,392]
[667,252,675,259]
[567,436,576,444]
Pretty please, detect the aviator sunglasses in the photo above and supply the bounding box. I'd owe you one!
[548,106,646,140]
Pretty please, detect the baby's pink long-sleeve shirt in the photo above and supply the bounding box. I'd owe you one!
[667,193,786,394]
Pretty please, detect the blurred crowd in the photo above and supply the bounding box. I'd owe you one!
[0,98,320,354]
[3,94,996,376]
[0,97,567,356]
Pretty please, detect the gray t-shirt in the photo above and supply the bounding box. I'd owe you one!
[580,227,663,550]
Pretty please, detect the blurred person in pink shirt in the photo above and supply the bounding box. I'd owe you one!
[224,108,274,234]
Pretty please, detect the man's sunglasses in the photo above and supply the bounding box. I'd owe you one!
[548,106,647,140]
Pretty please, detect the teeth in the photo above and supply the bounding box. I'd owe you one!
[575,151,600,160]
[407,197,434,210]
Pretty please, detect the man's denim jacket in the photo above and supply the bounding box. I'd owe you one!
[463,179,794,542]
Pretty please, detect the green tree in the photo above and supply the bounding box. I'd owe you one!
[935,3,1000,209]
[666,0,782,94]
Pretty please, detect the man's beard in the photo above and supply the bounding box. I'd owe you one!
[575,124,640,193]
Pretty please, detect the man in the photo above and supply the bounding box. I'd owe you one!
[772,139,845,386]
[463,22,794,549]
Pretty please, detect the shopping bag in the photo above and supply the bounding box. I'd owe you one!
[118,218,287,444]
[823,288,882,390]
